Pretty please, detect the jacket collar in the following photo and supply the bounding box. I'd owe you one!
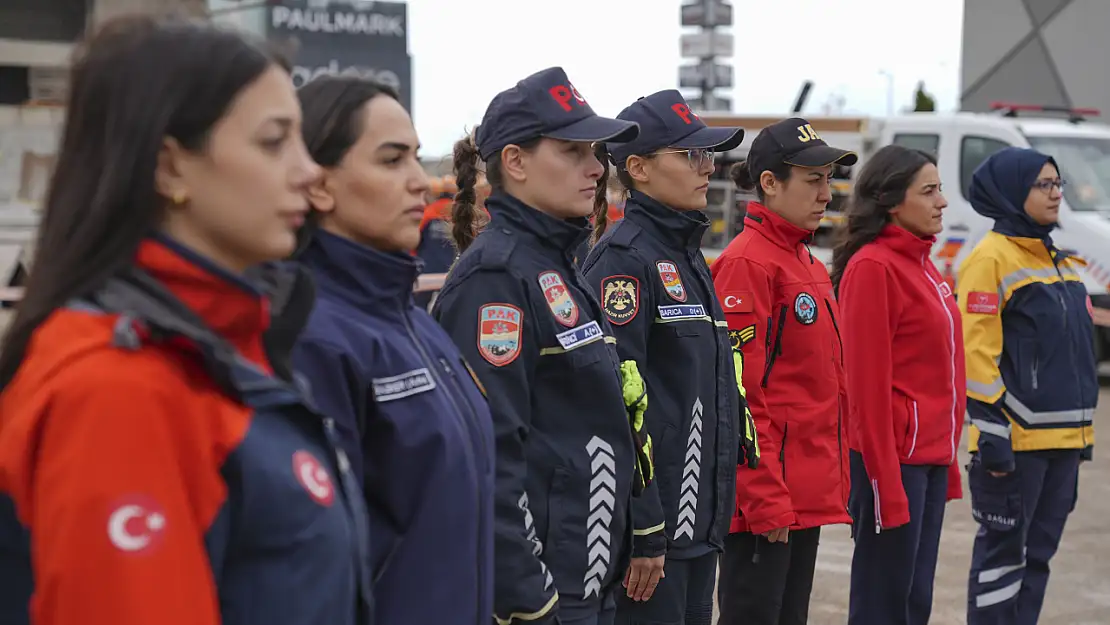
[299,228,420,310]
[485,191,590,258]
[875,224,935,261]
[137,234,269,366]
[624,190,708,251]
[744,202,812,249]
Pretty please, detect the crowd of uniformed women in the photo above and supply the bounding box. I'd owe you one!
[0,14,1097,625]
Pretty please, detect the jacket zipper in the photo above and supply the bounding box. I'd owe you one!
[761,306,788,388]
[1047,245,1087,450]
[1031,358,1040,390]
[398,307,487,625]
[823,299,849,513]
[780,424,788,482]
[871,478,883,534]
[921,257,958,464]
[907,400,919,459]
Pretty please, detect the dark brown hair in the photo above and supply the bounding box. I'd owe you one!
[830,144,937,293]
[0,15,286,390]
[729,159,793,202]
[589,148,660,246]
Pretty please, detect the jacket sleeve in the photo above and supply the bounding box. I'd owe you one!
[839,259,909,530]
[957,254,1015,472]
[292,337,368,485]
[433,270,559,625]
[23,368,224,625]
[583,253,666,559]
[711,256,796,534]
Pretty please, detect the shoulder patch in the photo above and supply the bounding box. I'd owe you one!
[966,291,1000,315]
[728,325,757,350]
[538,270,579,327]
[656,260,687,302]
[478,303,523,366]
[721,291,753,313]
[601,275,640,325]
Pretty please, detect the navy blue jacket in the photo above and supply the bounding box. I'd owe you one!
[433,192,636,624]
[581,191,739,559]
[292,230,495,625]
[961,147,1098,471]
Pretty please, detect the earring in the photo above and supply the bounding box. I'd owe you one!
[171,191,187,205]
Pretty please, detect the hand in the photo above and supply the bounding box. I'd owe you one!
[762,527,790,543]
[988,470,1011,478]
[623,555,665,602]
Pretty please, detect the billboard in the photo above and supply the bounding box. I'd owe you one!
[267,0,413,114]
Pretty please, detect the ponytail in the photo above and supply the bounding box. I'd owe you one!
[729,160,756,192]
[590,143,612,246]
[450,131,482,252]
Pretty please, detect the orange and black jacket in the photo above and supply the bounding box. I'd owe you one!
[0,236,373,625]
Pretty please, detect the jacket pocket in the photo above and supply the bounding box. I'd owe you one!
[903,396,920,459]
[545,468,585,595]
[967,457,1022,532]
[1017,339,1039,393]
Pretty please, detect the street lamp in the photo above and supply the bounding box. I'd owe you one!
[878,69,894,116]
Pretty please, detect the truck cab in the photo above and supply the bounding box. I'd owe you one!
[866,104,1110,360]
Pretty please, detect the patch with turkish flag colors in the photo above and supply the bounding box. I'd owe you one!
[966,292,1000,315]
[720,291,753,313]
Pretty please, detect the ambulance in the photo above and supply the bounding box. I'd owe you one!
[701,103,1110,361]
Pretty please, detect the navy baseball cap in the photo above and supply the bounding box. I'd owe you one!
[607,90,745,166]
[746,117,858,178]
[474,67,640,161]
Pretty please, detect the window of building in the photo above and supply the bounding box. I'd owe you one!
[892,133,940,157]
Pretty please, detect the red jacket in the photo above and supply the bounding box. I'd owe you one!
[711,203,850,534]
[838,225,965,531]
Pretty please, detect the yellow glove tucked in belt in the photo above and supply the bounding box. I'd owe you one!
[733,349,760,469]
[619,360,654,495]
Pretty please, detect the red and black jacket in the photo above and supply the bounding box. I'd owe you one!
[710,202,850,534]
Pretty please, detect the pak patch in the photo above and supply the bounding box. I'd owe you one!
[601,275,639,325]
[656,261,687,302]
[478,303,523,366]
[966,291,999,315]
[538,270,579,327]
[793,292,818,325]
[373,368,437,402]
[729,325,757,350]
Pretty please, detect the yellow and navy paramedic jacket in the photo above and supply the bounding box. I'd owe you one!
[959,231,1097,469]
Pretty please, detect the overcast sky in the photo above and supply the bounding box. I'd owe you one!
[404,0,966,157]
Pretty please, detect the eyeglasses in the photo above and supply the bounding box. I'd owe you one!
[655,147,716,170]
[1032,178,1067,192]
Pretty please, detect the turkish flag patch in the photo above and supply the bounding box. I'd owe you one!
[966,291,1000,315]
[720,291,753,313]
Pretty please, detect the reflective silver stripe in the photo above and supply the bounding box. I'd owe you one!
[978,561,1025,584]
[970,418,1011,440]
[997,265,1077,300]
[715,320,729,328]
[975,580,1022,608]
[1003,393,1096,426]
[967,377,1005,398]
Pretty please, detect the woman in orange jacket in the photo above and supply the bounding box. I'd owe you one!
[0,16,371,625]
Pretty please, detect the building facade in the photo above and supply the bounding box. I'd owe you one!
[961,0,1110,113]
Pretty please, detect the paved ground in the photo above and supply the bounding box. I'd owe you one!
[717,386,1110,624]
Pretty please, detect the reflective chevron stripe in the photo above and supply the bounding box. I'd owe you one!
[518,493,554,590]
[675,397,703,542]
[583,436,616,599]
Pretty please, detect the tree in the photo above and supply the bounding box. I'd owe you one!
[914,81,936,112]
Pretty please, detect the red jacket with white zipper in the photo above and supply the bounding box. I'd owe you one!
[838,225,966,531]
[711,202,851,535]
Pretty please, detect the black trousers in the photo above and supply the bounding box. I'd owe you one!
[614,551,718,625]
[717,528,821,625]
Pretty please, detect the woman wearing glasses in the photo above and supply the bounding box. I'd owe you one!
[581,90,758,625]
[959,147,1097,625]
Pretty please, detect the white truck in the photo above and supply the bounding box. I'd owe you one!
[701,104,1110,361]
